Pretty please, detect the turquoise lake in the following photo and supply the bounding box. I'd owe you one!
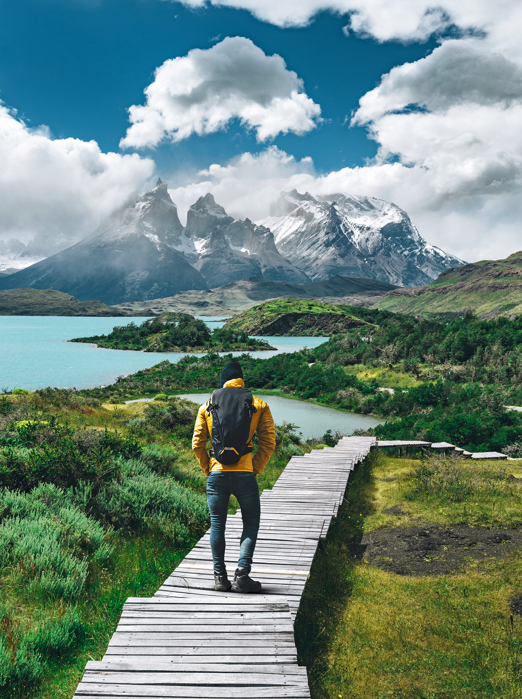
[0,316,328,391]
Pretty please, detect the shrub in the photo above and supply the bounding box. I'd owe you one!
[0,483,112,600]
[138,398,196,437]
[0,423,141,491]
[93,459,208,539]
[0,604,82,689]
[141,444,180,474]
[154,394,168,401]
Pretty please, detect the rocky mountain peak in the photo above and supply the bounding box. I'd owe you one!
[259,189,465,288]
[185,193,233,238]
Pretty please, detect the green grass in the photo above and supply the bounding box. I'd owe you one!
[343,364,429,389]
[9,531,194,699]
[224,298,375,334]
[296,452,522,699]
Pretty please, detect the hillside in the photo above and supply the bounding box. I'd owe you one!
[224,299,375,336]
[114,275,396,316]
[375,251,522,318]
[0,288,141,316]
[71,312,273,352]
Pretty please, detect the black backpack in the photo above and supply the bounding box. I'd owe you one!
[206,387,257,465]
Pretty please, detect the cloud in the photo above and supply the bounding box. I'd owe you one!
[120,36,321,149]
[353,41,522,123]
[173,1,522,55]
[168,146,315,223]
[345,41,522,211]
[0,103,154,254]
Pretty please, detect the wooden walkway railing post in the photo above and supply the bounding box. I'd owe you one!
[74,436,376,699]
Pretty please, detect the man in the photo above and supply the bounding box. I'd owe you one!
[192,360,276,592]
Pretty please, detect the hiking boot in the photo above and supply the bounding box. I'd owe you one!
[214,571,232,592]
[231,568,262,593]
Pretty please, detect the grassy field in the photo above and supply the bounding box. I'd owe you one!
[343,364,429,390]
[296,451,522,699]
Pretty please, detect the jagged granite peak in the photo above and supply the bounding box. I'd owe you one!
[0,181,206,304]
[260,190,465,288]
[185,194,309,285]
[99,178,184,246]
[185,193,233,239]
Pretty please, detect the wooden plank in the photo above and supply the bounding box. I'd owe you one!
[80,672,308,686]
[75,686,311,698]
[86,662,304,674]
[105,653,298,662]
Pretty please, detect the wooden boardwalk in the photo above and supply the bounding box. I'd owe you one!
[73,436,376,699]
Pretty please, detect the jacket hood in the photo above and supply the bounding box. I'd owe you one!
[223,378,245,388]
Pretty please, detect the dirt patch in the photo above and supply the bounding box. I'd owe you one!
[359,526,522,576]
[383,506,405,516]
[511,598,522,617]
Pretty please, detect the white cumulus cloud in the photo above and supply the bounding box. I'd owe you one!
[353,40,522,124]
[168,146,315,223]
[120,36,321,149]
[0,104,154,256]
[173,1,522,57]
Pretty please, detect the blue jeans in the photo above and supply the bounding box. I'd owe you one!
[206,471,260,575]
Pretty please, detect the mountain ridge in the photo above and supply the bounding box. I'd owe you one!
[0,181,464,304]
[258,189,465,288]
[374,251,522,318]
[114,274,397,316]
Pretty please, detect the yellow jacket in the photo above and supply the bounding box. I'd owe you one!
[192,378,276,476]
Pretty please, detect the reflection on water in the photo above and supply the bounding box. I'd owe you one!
[0,316,328,391]
[177,392,384,440]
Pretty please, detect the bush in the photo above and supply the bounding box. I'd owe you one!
[93,459,208,542]
[154,394,168,401]
[141,444,180,474]
[0,423,141,491]
[141,399,195,434]
[0,483,112,600]
[0,604,82,689]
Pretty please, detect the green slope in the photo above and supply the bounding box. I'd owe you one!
[224,298,375,336]
[375,251,522,318]
[0,288,138,316]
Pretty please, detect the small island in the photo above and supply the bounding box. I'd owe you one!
[70,312,275,352]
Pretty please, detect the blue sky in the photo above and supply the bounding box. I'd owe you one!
[0,0,521,263]
[0,0,438,173]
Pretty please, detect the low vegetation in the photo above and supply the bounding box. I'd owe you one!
[223,298,374,336]
[376,250,522,319]
[0,288,133,317]
[82,303,522,451]
[70,312,274,352]
[0,388,310,698]
[297,451,522,698]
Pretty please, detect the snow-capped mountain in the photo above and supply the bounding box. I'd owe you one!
[0,180,206,304]
[0,182,465,304]
[259,190,465,287]
[184,194,309,286]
